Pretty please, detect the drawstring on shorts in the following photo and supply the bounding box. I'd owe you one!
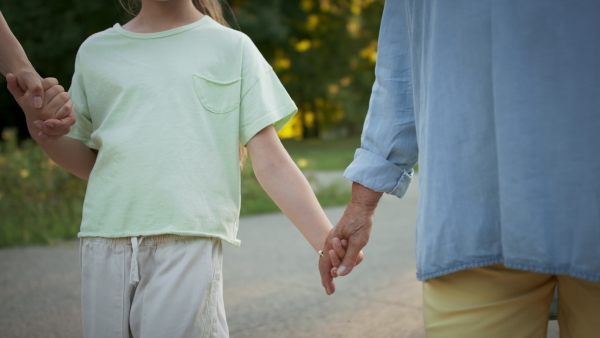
[130,236,144,286]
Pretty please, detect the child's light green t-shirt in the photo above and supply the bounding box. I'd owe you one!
[67,16,297,246]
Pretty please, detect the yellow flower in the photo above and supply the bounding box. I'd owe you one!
[306,14,319,31]
[273,57,291,71]
[20,169,30,178]
[301,0,313,12]
[294,39,312,53]
[297,159,309,168]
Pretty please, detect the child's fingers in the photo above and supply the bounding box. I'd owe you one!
[341,239,348,248]
[328,249,341,267]
[37,119,72,140]
[332,237,346,260]
[356,251,364,266]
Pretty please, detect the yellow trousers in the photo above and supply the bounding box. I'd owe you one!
[423,264,600,338]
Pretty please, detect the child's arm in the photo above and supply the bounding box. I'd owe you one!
[7,74,97,180]
[246,125,332,252]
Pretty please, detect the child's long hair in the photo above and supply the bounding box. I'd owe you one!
[118,0,247,166]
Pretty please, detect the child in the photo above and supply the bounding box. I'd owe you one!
[8,0,354,336]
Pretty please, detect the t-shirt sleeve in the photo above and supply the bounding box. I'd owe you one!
[66,53,97,149]
[238,36,297,146]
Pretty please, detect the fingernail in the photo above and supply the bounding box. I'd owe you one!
[337,266,347,275]
[34,121,43,129]
[34,96,42,108]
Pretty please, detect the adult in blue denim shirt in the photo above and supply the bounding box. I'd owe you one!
[318,1,600,336]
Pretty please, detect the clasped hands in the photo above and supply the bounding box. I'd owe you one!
[6,71,75,139]
[319,186,381,295]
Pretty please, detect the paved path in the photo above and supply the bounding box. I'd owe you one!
[0,175,559,337]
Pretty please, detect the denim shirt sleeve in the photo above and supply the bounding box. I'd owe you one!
[344,0,418,199]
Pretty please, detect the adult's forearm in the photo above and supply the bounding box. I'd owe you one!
[0,13,35,76]
[349,182,383,209]
[26,117,97,180]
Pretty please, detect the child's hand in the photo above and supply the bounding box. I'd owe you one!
[327,237,364,278]
[6,73,75,140]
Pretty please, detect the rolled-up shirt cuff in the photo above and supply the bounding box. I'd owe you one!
[343,148,414,199]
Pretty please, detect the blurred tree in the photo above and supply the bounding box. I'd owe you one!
[234,0,384,138]
[0,0,383,140]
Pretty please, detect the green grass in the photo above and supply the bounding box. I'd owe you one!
[282,136,361,171]
[240,165,351,216]
[0,129,354,247]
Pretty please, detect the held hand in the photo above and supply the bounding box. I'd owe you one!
[328,238,364,278]
[318,183,381,295]
[319,202,374,295]
[7,74,75,140]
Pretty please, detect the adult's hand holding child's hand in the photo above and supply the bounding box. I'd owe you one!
[6,74,75,140]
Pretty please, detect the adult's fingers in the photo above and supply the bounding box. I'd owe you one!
[55,100,74,120]
[6,73,25,99]
[40,77,59,90]
[341,239,364,266]
[336,237,366,277]
[43,85,65,106]
[45,91,70,117]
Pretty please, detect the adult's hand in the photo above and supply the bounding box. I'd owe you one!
[318,182,382,295]
[7,74,75,140]
[6,74,75,140]
[11,68,44,108]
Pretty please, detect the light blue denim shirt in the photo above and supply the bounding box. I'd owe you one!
[344,0,600,282]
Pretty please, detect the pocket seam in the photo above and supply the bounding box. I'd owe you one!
[193,74,241,114]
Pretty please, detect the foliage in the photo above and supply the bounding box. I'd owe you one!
[0,0,384,139]
[235,0,384,138]
[0,128,86,246]
[282,136,360,170]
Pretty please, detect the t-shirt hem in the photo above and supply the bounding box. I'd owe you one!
[78,231,241,247]
[417,258,600,284]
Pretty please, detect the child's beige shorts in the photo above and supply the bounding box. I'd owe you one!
[423,263,600,338]
[80,235,227,338]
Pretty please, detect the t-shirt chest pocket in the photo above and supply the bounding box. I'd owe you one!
[193,74,242,114]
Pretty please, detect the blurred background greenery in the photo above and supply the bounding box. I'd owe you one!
[0,0,384,247]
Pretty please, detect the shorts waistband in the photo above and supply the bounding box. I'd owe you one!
[81,234,202,246]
